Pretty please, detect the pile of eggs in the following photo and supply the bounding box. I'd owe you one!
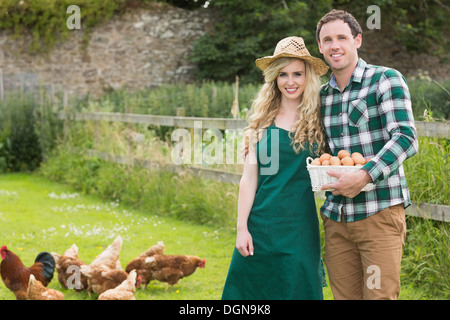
[310,150,371,166]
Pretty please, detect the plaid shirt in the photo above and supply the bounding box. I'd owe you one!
[320,58,418,222]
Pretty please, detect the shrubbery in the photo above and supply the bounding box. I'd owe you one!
[0,92,62,172]
[40,142,238,229]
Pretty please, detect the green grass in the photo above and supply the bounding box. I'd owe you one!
[0,173,443,300]
[404,137,449,205]
[0,173,234,300]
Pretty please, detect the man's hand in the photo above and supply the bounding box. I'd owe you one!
[321,169,372,198]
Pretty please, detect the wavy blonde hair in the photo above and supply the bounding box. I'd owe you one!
[245,57,326,156]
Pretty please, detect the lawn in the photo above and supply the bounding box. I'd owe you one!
[0,173,433,300]
[0,173,236,300]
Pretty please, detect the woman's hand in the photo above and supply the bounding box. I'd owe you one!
[236,228,254,257]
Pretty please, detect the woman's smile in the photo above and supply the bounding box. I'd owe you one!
[285,87,299,94]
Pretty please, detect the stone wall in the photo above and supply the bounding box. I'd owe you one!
[0,4,213,98]
[0,4,447,101]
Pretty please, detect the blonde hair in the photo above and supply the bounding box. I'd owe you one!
[245,57,326,156]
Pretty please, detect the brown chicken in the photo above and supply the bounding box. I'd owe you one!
[73,236,125,297]
[146,254,206,290]
[80,264,130,296]
[125,241,165,290]
[98,269,137,300]
[52,244,88,291]
[90,235,123,269]
[0,245,56,300]
[27,274,64,300]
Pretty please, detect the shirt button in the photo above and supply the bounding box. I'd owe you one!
[341,132,344,136]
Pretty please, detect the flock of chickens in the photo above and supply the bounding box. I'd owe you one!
[0,236,206,300]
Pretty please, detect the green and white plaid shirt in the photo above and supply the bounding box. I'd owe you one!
[320,58,418,222]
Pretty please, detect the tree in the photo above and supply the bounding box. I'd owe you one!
[190,0,333,83]
[189,0,448,83]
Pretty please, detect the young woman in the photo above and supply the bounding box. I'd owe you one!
[221,36,329,300]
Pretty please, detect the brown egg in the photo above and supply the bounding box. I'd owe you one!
[311,158,321,165]
[338,150,351,159]
[352,155,366,165]
[341,156,354,166]
[351,152,363,159]
[322,160,330,166]
[329,156,341,165]
[319,153,331,163]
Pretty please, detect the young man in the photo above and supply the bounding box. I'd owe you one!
[316,9,418,299]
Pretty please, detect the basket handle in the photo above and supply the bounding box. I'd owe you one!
[306,157,313,165]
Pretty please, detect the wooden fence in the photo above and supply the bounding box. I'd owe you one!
[58,111,450,137]
[58,111,450,222]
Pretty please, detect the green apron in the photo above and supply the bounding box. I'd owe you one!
[222,125,324,300]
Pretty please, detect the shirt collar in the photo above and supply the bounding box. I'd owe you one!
[327,58,367,90]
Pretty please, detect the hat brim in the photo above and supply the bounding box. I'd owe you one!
[255,53,329,76]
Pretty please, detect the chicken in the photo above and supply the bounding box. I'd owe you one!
[98,269,137,300]
[52,244,88,291]
[125,241,165,290]
[27,274,64,300]
[66,236,124,297]
[90,235,123,269]
[146,254,206,290]
[0,245,56,300]
[80,264,130,296]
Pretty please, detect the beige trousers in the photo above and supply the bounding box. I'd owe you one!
[321,204,406,300]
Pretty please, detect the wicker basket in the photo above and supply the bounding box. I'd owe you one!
[306,157,374,192]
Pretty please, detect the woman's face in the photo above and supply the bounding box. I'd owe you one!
[276,59,306,103]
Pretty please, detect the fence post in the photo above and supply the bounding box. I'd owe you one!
[176,107,185,117]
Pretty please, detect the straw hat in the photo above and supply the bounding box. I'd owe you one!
[255,36,328,76]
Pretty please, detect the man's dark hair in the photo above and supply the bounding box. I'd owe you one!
[316,9,363,42]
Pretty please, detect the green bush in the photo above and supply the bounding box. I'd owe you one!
[0,0,129,53]
[40,144,238,229]
[403,216,450,299]
[0,95,41,171]
[0,92,62,172]
[0,0,206,54]
[190,0,448,83]
[407,78,450,120]
[190,0,331,83]
[404,137,449,205]
[0,137,12,173]
[77,81,259,118]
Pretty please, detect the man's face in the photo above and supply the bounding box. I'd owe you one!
[318,19,361,73]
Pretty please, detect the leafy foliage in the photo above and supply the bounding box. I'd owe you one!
[190,0,332,83]
[403,216,450,299]
[190,0,449,83]
[407,77,450,120]
[0,93,62,172]
[0,95,42,171]
[404,137,449,206]
[0,0,151,53]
